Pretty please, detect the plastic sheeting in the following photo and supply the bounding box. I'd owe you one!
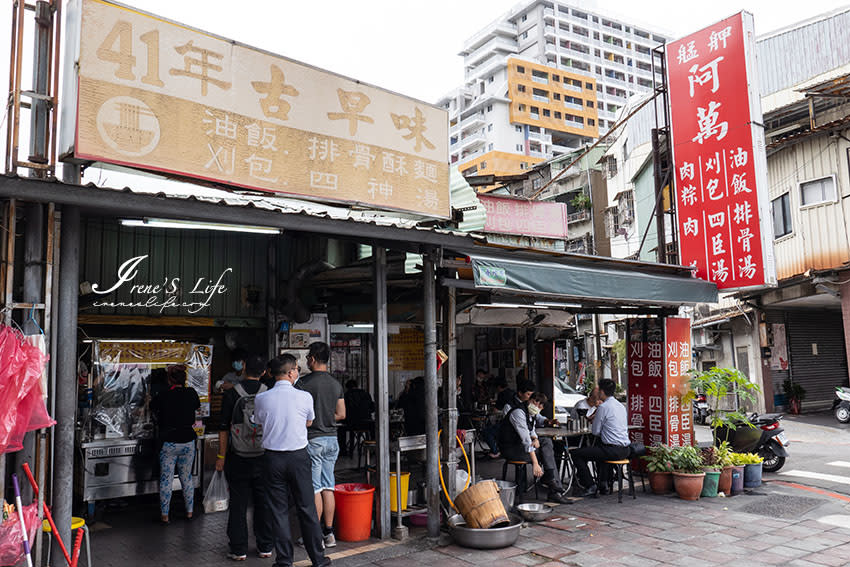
[0,326,54,454]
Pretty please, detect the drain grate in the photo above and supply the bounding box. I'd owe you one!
[740,493,823,519]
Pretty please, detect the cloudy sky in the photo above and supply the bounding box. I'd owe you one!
[48,0,845,104]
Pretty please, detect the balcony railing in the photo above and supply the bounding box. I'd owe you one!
[532,94,549,103]
[531,75,549,84]
[567,210,591,223]
[563,101,584,111]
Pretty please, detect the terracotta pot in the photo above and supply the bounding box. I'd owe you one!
[717,466,733,495]
[672,471,705,501]
[648,471,673,494]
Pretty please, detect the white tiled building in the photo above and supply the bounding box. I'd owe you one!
[437,0,671,181]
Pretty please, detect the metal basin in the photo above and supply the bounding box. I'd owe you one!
[447,513,522,549]
[516,502,552,522]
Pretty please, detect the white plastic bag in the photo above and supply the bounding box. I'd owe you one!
[203,470,229,513]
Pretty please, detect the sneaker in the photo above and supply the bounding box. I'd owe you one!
[258,550,273,559]
[226,553,247,561]
[323,532,337,548]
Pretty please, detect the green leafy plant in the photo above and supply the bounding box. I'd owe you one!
[782,379,806,414]
[731,452,763,465]
[570,193,592,211]
[670,445,704,474]
[684,367,761,444]
[612,339,626,372]
[715,441,734,468]
[700,446,720,470]
[642,444,674,473]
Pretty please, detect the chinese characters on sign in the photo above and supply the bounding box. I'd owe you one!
[627,318,694,448]
[71,0,449,218]
[666,12,775,290]
[479,194,569,239]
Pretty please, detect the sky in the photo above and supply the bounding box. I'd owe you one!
[1,0,848,183]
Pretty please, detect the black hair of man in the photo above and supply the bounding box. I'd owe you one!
[307,341,330,364]
[495,378,508,390]
[532,392,549,404]
[231,347,248,362]
[599,379,616,397]
[516,378,535,394]
[167,365,187,386]
[245,354,266,378]
[345,379,357,390]
[269,353,297,378]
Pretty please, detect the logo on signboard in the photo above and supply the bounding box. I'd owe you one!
[479,266,507,287]
[90,255,231,314]
[96,96,161,157]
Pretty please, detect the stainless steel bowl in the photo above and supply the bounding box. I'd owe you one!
[447,513,522,549]
[516,502,552,522]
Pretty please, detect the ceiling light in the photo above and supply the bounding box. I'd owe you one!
[477,302,547,309]
[120,218,281,234]
[534,301,582,308]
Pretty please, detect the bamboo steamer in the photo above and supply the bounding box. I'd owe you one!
[453,480,509,529]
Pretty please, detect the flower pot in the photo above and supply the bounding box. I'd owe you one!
[672,471,705,501]
[700,470,720,498]
[648,471,673,494]
[730,465,745,494]
[717,466,733,495]
[744,462,763,488]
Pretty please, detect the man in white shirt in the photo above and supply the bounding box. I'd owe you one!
[255,354,331,567]
[570,379,631,498]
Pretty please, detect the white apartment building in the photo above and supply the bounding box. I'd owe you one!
[437,0,670,181]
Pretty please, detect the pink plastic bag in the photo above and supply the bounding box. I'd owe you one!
[0,502,37,566]
[0,327,51,453]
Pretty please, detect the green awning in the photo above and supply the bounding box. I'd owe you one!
[469,252,717,306]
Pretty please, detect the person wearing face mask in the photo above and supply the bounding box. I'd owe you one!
[216,348,248,393]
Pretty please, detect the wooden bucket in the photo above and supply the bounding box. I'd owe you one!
[454,480,509,529]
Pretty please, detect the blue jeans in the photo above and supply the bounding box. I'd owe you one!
[306,436,339,493]
[159,441,195,517]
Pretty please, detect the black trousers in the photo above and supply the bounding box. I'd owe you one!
[571,443,630,489]
[501,437,561,488]
[225,453,273,555]
[264,448,328,567]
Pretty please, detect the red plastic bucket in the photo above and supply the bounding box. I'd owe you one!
[334,483,375,542]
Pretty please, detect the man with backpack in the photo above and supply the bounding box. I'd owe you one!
[217,354,274,561]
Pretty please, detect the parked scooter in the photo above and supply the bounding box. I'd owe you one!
[713,412,789,472]
[693,393,711,425]
[833,386,850,423]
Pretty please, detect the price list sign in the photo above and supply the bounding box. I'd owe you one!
[666,12,775,290]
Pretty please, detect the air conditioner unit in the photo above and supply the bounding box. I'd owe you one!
[693,328,717,349]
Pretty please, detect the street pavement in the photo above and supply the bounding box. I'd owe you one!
[75,414,850,567]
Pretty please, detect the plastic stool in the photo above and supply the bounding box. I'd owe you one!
[501,460,538,502]
[605,459,637,503]
[43,516,91,567]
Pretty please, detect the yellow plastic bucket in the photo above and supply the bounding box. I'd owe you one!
[389,472,410,512]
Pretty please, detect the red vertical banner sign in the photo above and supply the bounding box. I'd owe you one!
[626,319,665,447]
[664,317,694,447]
[628,318,694,447]
[666,12,776,290]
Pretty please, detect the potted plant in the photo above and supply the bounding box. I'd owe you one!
[670,445,705,501]
[737,452,765,488]
[685,367,761,446]
[699,446,721,498]
[782,379,806,415]
[715,441,735,495]
[570,192,592,211]
[641,444,674,494]
[729,453,748,495]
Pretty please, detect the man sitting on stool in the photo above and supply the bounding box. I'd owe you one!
[571,379,630,497]
[498,379,571,504]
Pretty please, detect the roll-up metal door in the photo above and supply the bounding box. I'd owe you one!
[786,310,847,410]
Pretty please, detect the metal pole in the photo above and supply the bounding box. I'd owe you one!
[371,247,391,539]
[423,251,439,538]
[441,284,458,499]
[593,314,603,381]
[18,203,44,504]
[28,1,52,171]
[54,161,80,549]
